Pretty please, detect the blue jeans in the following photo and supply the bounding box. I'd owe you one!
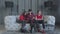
[28,20,37,33]
[35,20,45,29]
[21,21,26,28]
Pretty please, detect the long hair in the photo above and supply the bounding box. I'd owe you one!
[22,11,26,16]
[37,10,43,15]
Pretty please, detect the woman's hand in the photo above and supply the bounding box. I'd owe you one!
[37,19,43,20]
[35,17,43,20]
[32,17,35,19]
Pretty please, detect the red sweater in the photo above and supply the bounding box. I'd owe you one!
[19,15,25,21]
[36,15,43,20]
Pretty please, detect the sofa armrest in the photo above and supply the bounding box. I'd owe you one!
[4,16,22,31]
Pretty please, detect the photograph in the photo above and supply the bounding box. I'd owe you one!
[0,0,59,34]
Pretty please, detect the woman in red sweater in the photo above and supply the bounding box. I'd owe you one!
[19,11,27,31]
[19,11,27,21]
[35,10,45,33]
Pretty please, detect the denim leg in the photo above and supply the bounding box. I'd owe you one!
[42,22,45,29]
[30,23,34,33]
[21,21,26,28]
[34,20,40,32]
[34,23,38,32]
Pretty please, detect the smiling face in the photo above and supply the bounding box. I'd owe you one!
[28,9,32,14]
[38,11,42,15]
[29,11,32,14]
[24,12,27,15]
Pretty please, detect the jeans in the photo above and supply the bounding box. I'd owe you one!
[30,23,37,33]
[34,20,45,32]
[21,21,26,29]
[28,20,37,33]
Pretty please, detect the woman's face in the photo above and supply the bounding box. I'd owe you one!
[28,11,32,15]
[24,12,27,15]
[38,11,42,15]
[28,11,32,14]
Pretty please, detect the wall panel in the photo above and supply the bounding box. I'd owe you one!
[0,0,59,25]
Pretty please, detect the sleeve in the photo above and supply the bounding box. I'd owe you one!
[19,15,24,21]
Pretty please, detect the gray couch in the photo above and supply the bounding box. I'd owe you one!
[4,15,55,31]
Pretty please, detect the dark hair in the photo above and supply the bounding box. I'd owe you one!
[28,9,32,12]
[22,11,26,15]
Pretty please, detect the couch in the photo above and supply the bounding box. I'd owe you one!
[4,15,55,31]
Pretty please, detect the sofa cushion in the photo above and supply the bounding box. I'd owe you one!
[4,16,21,31]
